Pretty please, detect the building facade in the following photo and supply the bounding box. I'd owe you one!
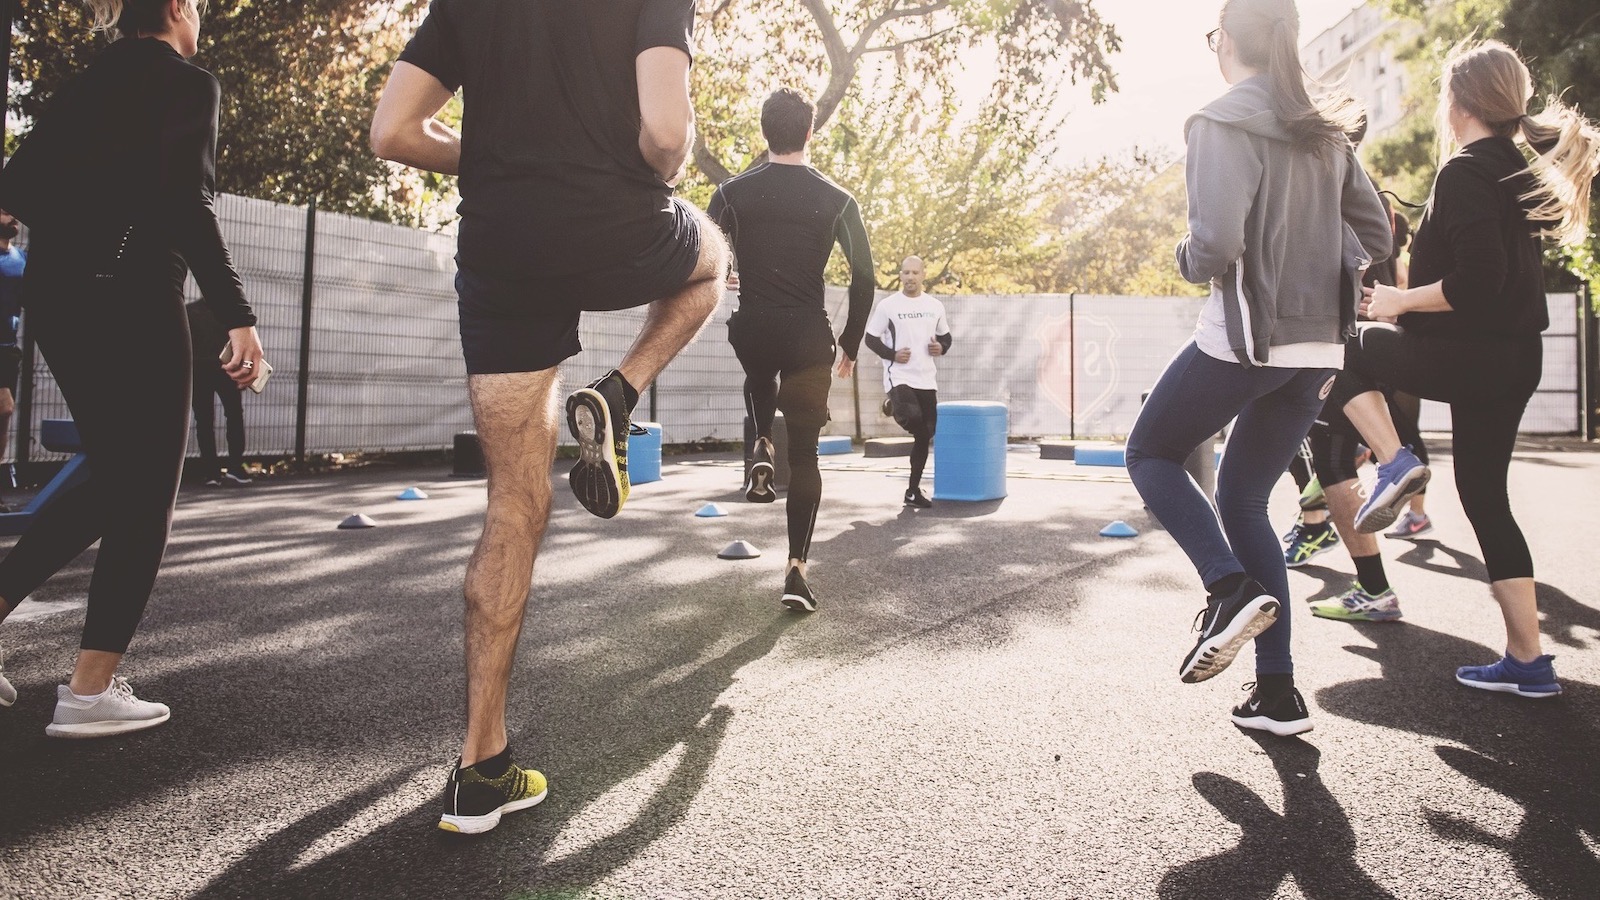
[1302,2,1418,140]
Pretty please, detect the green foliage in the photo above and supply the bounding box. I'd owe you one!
[9,1,440,224]
[1036,151,1202,297]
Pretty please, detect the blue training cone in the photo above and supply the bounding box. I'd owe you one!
[397,487,429,501]
[1099,520,1139,538]
[695,503,728,518]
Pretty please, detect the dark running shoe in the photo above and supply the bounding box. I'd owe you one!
[566,370,636,519]
[438,752,548,835]
[1456,653,1562,699]
[1179,578,1280,684]
[1355,446,1429,534]
[1230,682,1314,736]
[880,395,893,418]
[746,437,777,503]
[1284,520,1340,568]
[781,567,818,612]
[904,487,932,508]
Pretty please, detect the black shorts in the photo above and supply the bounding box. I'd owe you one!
[456,198,703,375]
[0,345,19,396]
[889,385,938,436]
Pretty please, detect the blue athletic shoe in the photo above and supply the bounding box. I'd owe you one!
[1355,446,1430,534]
[1456,653,1562,699]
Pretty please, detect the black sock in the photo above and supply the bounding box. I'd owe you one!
[607,369,640,413]
[1256,672,1294,701]
[1206,571,1250,600]
[1353,554,1389,594]
[466,746,512,779]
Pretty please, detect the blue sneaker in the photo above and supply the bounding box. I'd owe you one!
[1355,447,1430,534]
[1456,653,1562,699]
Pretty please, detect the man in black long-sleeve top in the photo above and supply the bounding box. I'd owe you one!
[707,87,876,613]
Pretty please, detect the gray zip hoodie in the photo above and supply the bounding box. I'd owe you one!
[1176,75,1391,367]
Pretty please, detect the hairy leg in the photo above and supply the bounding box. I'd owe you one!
[460,369,561,766]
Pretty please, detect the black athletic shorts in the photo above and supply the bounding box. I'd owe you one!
[0,345,19,396]
[456,198,703,375]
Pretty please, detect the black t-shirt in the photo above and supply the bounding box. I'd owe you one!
[399,0,694,280]
[707,163,876,359]
[1403,136,1549,339]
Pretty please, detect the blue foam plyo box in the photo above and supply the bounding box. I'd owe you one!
[628,422,663,484]
[1074,445,1128,467]
[933,402,1007,501]
[817,435,852,455]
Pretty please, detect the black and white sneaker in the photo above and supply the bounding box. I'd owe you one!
[746,437,776,503]
[1179,577,1280,684]
[1230,682,1314,736]
[904,487,932,508]
[566,370,635,519]
[438,749,548,835]
[781,567,817,612]
[223,470,253,485]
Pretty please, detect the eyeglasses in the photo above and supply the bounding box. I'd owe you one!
[1206,28,1221,52]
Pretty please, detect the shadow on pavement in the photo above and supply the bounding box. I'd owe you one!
[1316,620,1600,899]
[1392,540,1488,581]
[1159,733,1395,899]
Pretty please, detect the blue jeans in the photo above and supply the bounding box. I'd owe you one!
[1126,342,1335,676]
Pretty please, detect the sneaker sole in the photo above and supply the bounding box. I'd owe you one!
[1310,607,1403,622]
[1180,596,1279,684]
[781,593,817,612]
[45,709,171,738]
[438,787,549,834]
[746,462,776,503]
[1355,467,1431,534]
[1285,540,1341,568]
[566,389,624,519]
[1455,676,1562,698]
[1230,713,1315,737]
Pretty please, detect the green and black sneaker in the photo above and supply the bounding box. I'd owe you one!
[566,369,641,519]
[438,750,548,835]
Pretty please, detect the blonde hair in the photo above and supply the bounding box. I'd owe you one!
[1439,40,1600,246]
[1220,0,1365,160]
[84,0,205,40]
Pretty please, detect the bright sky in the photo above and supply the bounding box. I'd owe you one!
[1041,0,1366,164]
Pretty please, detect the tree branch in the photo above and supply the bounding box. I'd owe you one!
[861,25,958,55]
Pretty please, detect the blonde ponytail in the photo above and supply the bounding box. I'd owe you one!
[1518,100,1600,246]
[83,0,127,36]
[82,0,204,40]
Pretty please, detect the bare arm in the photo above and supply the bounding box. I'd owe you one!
[370,62,461,175]
[636,46,694,184]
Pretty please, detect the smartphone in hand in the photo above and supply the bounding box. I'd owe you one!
[220,346,273,394]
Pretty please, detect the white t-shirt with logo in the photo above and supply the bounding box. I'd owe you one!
[865,291,951,391]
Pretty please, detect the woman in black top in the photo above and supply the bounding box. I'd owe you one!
[0,0,264,737]
[1325,40,1600,698]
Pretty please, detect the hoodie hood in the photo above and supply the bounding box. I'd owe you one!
[1186,75,1292,143]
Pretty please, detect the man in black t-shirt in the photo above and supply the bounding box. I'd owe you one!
[372,0,728,835]
[707,88,875,614]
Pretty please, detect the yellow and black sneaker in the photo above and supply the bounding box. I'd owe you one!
[566,370,640,519]
[438,749,548,835]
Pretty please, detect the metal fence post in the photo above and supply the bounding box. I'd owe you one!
[649,379,658,422]
[1068,292,1076,441]
[1582,282,1596,441]
[294,198,317,462]
[14,315,33,469]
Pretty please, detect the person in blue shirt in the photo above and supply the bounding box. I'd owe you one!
[0,209,25,472]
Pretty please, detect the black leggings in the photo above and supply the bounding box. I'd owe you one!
[729,310,835,562]
[890,385,938,488]
[1326,323,1541,581]
[193,362,245,476]
[0,278,191,652]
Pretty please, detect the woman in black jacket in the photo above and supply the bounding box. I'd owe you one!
[0,0,264,737]
[1325,40,1600,698]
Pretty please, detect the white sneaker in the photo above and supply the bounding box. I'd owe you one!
[45,676,170,738]
[0,658,15,707]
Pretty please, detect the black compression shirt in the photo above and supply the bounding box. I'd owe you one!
[398,0,695,281]
[707,162,876,359]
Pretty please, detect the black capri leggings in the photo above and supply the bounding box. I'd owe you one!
[1325,323,1541,581]
[0,276,191,652]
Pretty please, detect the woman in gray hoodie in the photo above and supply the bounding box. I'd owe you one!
[1123,0,1390,737]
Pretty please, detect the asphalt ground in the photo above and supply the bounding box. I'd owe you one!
[0,441,1596,899]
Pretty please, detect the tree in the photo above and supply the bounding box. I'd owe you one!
[1036,150,1201,297]
[9,1,438,224]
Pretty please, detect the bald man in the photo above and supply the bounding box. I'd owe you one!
[864,256,951,507]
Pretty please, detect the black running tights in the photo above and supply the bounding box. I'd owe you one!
[1327,323,1540,581]
[193,361,245,476]
[0,279,191,652]
[890,385,938,488]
